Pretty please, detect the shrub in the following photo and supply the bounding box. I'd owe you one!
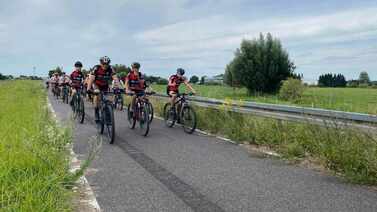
[279,78,305,102]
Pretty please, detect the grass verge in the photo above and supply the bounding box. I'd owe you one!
[151,84,377,114]
[150,97,377,185]
[0,81,75,211]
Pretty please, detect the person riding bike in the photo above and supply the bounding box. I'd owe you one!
[125,62,147,115]
[69,61,85,106]
[87,56,119,122]
[167,68,196,107]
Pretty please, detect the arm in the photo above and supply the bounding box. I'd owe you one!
[184,80,196,94]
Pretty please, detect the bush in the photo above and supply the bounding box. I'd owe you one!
[359,83,369,88]
[225,33,297,94]
[279,78,305,102]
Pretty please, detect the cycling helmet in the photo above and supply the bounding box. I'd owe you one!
[177,68,185,76]
[74,61,83,68]
[131,62,141,69]
[100,56,111,65]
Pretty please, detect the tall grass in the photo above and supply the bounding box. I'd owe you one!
[0,81,74,211]
[151,97,377,185]
[151,84,377,114]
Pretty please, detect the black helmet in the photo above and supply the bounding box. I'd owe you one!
[131,62,141,69]
[100,56,111,65]
[177,68,185,76]
[74,61,83,68]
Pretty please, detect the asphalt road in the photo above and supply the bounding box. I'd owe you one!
[48,93,377,212]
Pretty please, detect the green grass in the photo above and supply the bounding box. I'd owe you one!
[0,81,73,211]
[150,97,377,185]
[151,84,377,114]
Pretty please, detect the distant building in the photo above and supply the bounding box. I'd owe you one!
[204,74,224,84]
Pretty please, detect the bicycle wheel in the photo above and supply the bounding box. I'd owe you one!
[104,104,115,144]
[180,106,197,134]
[78,96,85,124]
[138,104,150,136]
[118,96,124,111]
[96,109,104,134]
[147,101,154,124]
[163,103,176,128]
[127,104,136,129]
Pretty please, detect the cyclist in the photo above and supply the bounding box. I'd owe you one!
[58,72,70,100]
[167,68,196,107]
[125,62,147,115]
[69,61,85,106]
[50,73,59,93]
[87,56,119,122]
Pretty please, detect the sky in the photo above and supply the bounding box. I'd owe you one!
[1,0,377,82]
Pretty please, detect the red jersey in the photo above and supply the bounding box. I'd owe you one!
[126,71,145,91]
[92,65,115,90]
[70,70,84,89]
[167,74,186,92]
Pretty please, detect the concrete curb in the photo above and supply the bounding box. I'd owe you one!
[47,97,101,212]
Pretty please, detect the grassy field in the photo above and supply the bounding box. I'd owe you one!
[0,81,73,211]
[151,84,377,114]
[149,97,377,185]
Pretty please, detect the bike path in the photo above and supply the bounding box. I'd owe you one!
[48,93,377,212]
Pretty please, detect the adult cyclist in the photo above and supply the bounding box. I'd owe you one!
[87,56,119,122]
[69,61,84,107]
[167,68,196,107]
[125,62,147,116]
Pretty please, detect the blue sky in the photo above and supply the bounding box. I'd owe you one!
[1,0,377,82]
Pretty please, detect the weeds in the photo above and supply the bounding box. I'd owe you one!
[150,97,377,185]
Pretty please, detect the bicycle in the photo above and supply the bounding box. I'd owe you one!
[113,89,124,111]
[71,87,85,124]
[163,93,197,134]
[92,90,115,144]
[126,91,155,136]
[61,84,69,104]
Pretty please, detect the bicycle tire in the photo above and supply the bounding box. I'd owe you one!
[104,104,115,144]
[139,104,150,136]
[163,103,176,128]
[127,104,136,129]
[79,96,85,124]
[180,106,197,134]
[147,101,154,124]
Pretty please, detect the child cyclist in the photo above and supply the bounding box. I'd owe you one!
[125,62,148,115]
[167,68,196,107]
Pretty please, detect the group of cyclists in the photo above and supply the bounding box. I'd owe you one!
[48,56,197,143]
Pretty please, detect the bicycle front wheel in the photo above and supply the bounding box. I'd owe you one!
[139,104,150,137]
[127,104,136,129]
[104,104,115,144]
[78,96,85,124]
[180,106,197,134]
[147,102,154,124]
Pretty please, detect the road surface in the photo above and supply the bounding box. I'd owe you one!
[48,93,377,212]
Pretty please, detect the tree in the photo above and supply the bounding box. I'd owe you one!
[359,71,370,84]
[113,64,131,78]
[225,33,297,94]
[199,76,206,85]
[318,73,346,87]
[48,66,63,77]
[189,75,199,84]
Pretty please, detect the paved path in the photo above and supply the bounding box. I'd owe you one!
[49,93,377,212]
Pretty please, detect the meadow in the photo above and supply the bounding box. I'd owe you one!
[0,81,73,211]
[151,84,377,114]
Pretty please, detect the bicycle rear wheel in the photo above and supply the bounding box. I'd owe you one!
[139,104,150,136]
[180,106,197,134]
[104,104,115,144]
[163,103,176,128]
[127,104,136,129]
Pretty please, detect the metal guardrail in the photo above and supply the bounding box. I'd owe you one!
[153,93,377,125]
